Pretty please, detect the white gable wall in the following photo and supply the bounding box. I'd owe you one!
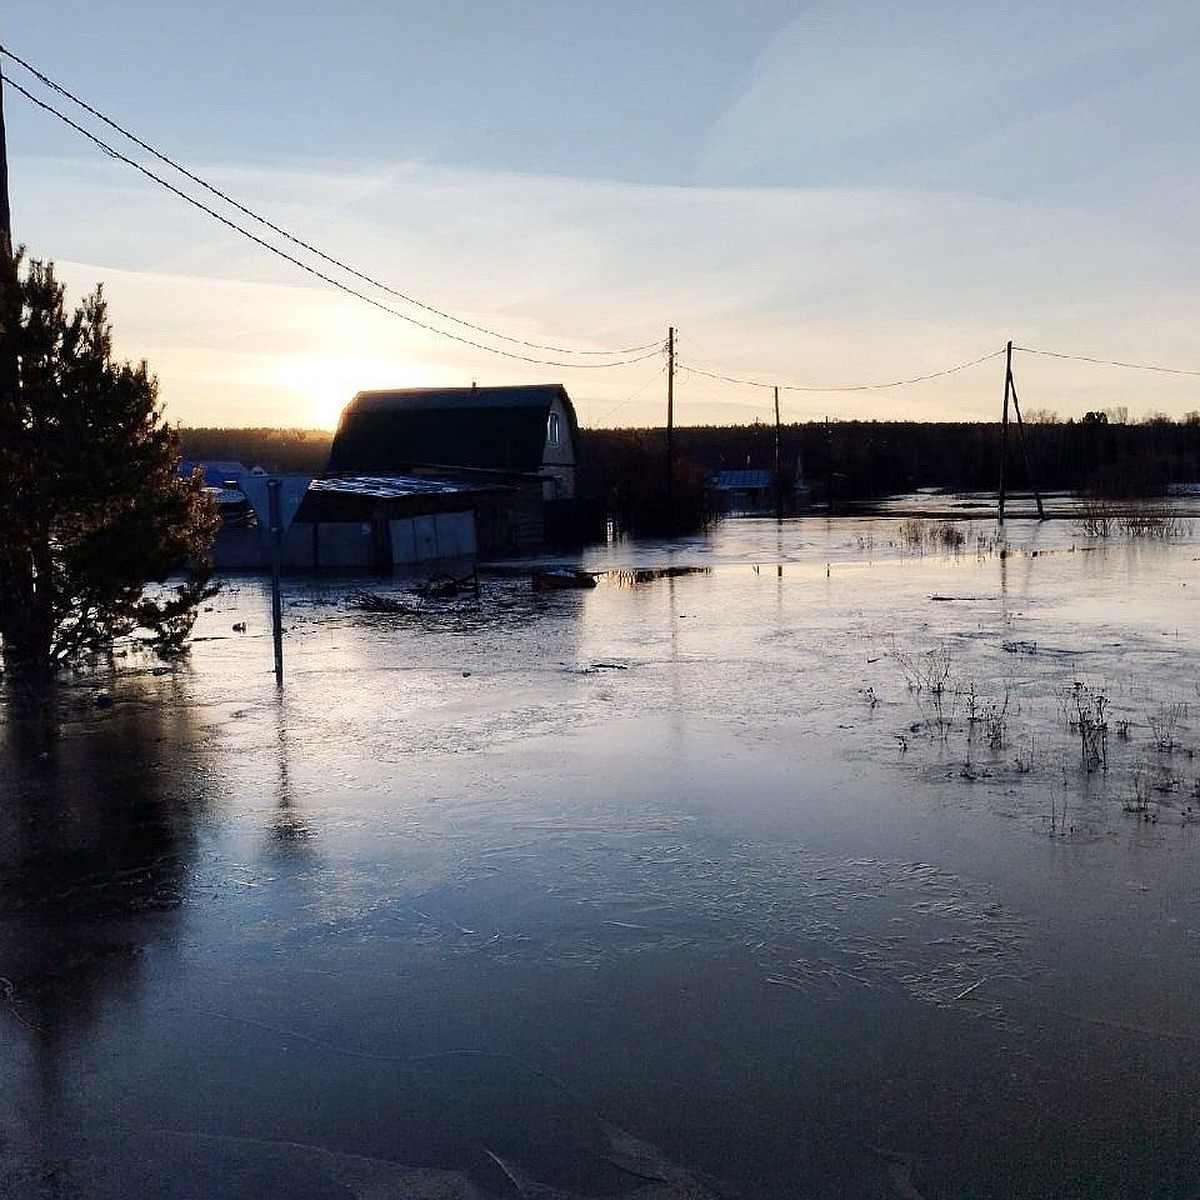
[540,393,577,499]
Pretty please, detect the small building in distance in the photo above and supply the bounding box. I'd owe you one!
[180,459,255,527]
[301,384,597,561]
[705,459,812,517]
[180,459,251,491]
[706,468,776,516]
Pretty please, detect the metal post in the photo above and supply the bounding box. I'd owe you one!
[268,477,284,686]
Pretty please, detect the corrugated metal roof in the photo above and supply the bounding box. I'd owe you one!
[309,474,495,500]
[207,486,250,506]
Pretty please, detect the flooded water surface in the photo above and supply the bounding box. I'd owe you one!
[2,509,1198,1198]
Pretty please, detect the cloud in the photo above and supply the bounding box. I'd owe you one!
[696,1,1200,192]
[14,149,1200,429]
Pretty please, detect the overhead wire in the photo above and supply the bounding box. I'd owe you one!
[7,49,1199,399]
[1013,345,1200,378]
[1,72,664,371]
[678,347,1008,394]
[0,46,662,365]
[588,362,668,425]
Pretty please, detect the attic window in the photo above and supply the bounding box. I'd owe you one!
[547,411,562,446]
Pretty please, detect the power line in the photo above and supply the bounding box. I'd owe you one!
[1013,345,1200,378]
[679,347,1007,394]
[11,50,1199,398]
[0,47,662,365]
[589,363,668,425]
[2,72,664,372]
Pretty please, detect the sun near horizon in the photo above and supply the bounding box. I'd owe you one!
[278,353,452,432]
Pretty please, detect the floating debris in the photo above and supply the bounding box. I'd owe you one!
[1001,640,1038,654]
[531,569,597,591]
[344,589,412,613]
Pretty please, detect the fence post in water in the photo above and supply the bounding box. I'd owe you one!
[268,477,284,686]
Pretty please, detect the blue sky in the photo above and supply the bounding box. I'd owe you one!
[5,2,1199,428]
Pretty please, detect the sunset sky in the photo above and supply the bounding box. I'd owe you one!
[5,2,1199,429]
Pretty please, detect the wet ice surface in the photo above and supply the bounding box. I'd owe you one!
[2,505,1199,1198]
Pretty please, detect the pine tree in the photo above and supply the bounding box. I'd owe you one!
[0,253,219,689]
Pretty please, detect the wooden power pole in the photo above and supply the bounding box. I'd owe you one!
[0,51,16,468]
[999,340,1046,525]
[665,326,675,524]
[0,53,11,262]
[773,385,783,520]
[999,341,1012,525]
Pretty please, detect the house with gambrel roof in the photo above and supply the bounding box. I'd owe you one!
[286,384,595,563]
[327,384,580,502]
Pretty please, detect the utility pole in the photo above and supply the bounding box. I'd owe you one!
[0,53,11,262]
[0,51,17,477]
[773,385,783,521]
[1008,356,1046,521]
[999,341,1012,525]
[999,340,1046,525]
[665,326,675,527]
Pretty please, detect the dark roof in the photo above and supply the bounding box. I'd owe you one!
[180,460,250,486]
[327,385,577,476]
[709,469,774,490]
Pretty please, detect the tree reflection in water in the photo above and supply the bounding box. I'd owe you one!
[0,674,211,1173]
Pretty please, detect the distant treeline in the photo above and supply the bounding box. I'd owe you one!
[583,415,1200,511]
[179,416,1200,535]
[178,427,333,475]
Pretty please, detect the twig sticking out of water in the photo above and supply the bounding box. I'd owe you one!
[1147,701,1188,753]
[1067,682,1108,772]
[891,641,956,740]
